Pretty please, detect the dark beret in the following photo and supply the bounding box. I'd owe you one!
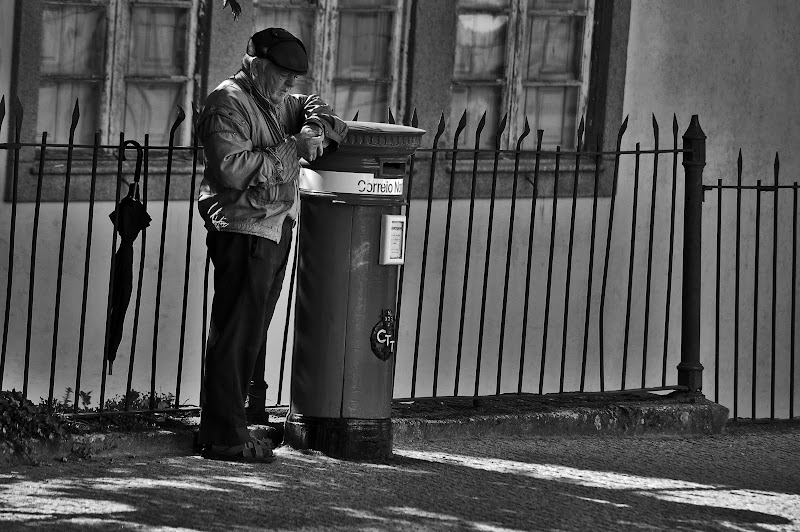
[246,28,308,74]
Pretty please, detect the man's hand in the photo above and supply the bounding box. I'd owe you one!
[293,124,325,162]
[222,0,242,20]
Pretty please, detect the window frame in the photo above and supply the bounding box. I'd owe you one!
[406,0,630,200]
[109,0,199,147]
[26,0,198,147]
[8,0,203,202]
[452,0,595,150]
[254,0,407,123]
[37,0,109,145]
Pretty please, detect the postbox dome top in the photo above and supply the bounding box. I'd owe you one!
[345,121,426,135]
[339,121,426,151]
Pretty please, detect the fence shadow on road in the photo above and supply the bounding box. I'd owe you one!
[1,428,798,531]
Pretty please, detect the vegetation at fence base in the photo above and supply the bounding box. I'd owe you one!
[103,389,177,412]
[1,387,188,463]
[0,390,66,461]
[50,387,178,413]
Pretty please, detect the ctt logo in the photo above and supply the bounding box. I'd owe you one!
[370,309,396,361]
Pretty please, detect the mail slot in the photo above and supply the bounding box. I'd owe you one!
[381,161,406,177]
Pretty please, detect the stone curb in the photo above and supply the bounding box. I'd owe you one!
[2,397,729,466]
[392,400,729,442]
[0,430,196,466]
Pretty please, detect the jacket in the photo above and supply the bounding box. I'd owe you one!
[197,73,348,242]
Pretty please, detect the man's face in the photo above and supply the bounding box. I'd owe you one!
[256,59,298,105]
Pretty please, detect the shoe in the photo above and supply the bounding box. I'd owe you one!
[201,437,276,463]
[260,423,284,448]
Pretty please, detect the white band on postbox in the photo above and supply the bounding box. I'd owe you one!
[300,169,403,196]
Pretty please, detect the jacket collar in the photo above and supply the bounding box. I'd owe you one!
[232,69,285,139]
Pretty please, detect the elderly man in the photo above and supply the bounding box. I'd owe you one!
[196,28,347,463]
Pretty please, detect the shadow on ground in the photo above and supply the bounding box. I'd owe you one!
[0,422,798,532]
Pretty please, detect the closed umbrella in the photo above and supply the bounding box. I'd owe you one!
[106,181,151,374]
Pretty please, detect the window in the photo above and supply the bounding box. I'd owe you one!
[36,0,198,146]
[8,0,202,201]
[255,0,404,122]
[452,0,593,149]
[38,3,106,146]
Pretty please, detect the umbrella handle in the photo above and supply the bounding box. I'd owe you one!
[121,139,144,186]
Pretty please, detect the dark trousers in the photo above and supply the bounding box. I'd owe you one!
[198,220,292,446]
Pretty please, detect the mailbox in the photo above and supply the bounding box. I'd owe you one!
[285,121,425,460]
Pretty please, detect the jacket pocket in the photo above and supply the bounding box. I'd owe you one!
[246,180,295,208]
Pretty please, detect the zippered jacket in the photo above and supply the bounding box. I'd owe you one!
[197,72,348,242]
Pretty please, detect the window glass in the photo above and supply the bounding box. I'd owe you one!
[125,6,191,143]
[524,15,583,81]
[37,82,102,144]
[454,14,508,79]
[124,82,185,145]
[451,85,503,147]
[523,3,585,148]
[41,4,106,76]
[335,6,394,121]
[453,10,507,147]
[337,11,392,78]
[523,85,578,148]
[333,83,388,122]
[127,7,188,77]
[39,4,106,143]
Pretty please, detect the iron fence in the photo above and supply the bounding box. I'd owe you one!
[0,97,206,414]
[392,111,702,401]
[0,93,796,420]
[707,153,799,420]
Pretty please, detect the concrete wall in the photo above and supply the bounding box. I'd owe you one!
[620,0,800,418]
[0,0,13,185]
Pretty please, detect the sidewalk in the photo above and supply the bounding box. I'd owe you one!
[4,390,729,466]
[3,421,799,531]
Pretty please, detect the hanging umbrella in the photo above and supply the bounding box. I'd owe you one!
[106,181,151,374]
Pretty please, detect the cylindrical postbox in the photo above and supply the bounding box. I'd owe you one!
[285,121,425,460]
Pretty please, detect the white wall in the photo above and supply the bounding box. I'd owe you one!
[0,0,13,193]
[394,196,624,398]
[621,0,800,419]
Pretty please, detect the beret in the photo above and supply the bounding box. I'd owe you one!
[246,28,308,74]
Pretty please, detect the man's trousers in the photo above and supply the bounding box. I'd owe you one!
[198,219,292,446]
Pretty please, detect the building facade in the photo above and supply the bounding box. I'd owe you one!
[7,1,625,148]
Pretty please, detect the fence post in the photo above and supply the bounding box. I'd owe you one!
[679,115,706,393]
